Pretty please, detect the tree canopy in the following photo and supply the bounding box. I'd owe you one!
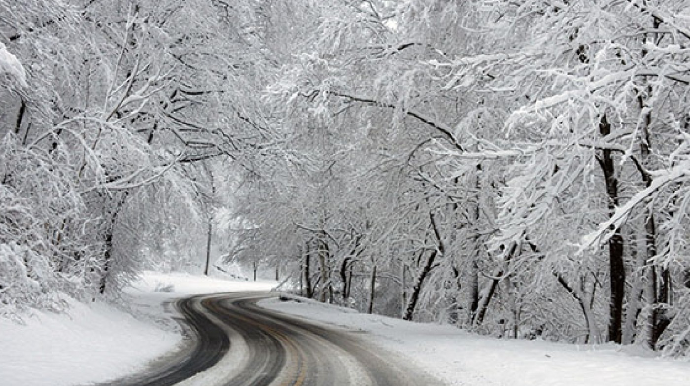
[2,0,690,356]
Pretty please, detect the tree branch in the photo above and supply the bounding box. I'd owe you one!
[327,90,464,151]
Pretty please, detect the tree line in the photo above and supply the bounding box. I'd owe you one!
[231,0,690,355]
[2,0,690,356]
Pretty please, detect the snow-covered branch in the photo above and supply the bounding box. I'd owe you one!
[579,161,690,253]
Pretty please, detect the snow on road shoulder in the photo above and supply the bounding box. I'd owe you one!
[260,295,690,386]
[0,271,276,386]
[0,296,178,386]
[132,270,276,296]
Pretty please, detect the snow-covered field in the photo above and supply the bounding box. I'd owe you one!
[261,295,690,386]
[0,271,274,386]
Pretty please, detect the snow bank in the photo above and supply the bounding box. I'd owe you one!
[0,271,276,386]
[261,296,690,386]
[0,297,179,386]
[133,270,275,295]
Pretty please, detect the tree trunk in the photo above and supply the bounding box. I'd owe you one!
[368,265,377,314]
[467,258,479,326]
[598,114,626,344]
[505,277,519,339]
[447,266,460,325]
[204,221,212,276]
[473,243,517,327]
[99,231,113,295]
[346,263,353,300]
[473,271,500,327]
[401,262,407,317]
[636,84,672,348]
[98,192,128,295]
[298,247,304,296]
[403,212,444,321]
[556,274,601,344]
[466,165,482,326]
[403,250,437,321]
[340,257,351,302]
[653,268,672,345]
[203,162,215,277]
[623,233,644,345]
[317,235,330,303]
[303,243,313,298]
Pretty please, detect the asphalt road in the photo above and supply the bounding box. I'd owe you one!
[106,292,443,386]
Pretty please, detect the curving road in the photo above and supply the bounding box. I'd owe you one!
[106,292,443,386]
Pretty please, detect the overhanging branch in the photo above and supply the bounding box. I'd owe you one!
[326,90,464,152]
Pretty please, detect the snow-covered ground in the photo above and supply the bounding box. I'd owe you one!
[0,297,177,386]
[3,272,689,386]
[261,295,690,386]
[0,271,274,386]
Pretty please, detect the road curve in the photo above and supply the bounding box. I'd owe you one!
[106,292,444,386]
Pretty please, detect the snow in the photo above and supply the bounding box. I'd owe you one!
[126,272,276,386]
[579,160,690,253]
[0,297,177,386]
[133,270,275,295]
[0,271,275,386]
[3,271,689,386]
[260,295,690,386]
[0,42,28,87]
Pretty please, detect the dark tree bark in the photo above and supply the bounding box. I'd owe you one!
[303,241,313,298]
[637,85,671,348]
[99,231,113,295]
[204,221,212,276]
[597,114,626,343]
[473,243,518,327]
[14,98,25,135]
[403,212,443,321]
[204,167,216,276]
[317,233,331,303]
[346,263,354,299]
[403,250,437,321]
[98,192,129,295]
[368,265,377,314]
[340,257,351,302]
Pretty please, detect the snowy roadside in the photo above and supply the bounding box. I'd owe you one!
[260,295,690,386]
[4,271,687,386]
[0,271,275,386]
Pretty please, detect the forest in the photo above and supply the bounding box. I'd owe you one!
[2,0,690,356]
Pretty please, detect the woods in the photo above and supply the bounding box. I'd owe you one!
[0,0,272,309]
[2,0,690,357]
